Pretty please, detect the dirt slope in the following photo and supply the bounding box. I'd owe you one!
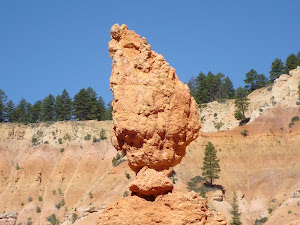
[0,105,299,225]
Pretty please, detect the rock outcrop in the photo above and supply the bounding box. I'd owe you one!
[0,212,18,225]
[199,67,300,133]
[108,23,200,196]
[97,191,228,225]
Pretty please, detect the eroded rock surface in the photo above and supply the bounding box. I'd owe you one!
[109,24,200,174]
[0,212,18,225]
[97,191,228,225]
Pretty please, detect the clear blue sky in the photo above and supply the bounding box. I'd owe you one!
[1,1,299,105]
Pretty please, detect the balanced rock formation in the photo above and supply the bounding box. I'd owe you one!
[109,23,200,195]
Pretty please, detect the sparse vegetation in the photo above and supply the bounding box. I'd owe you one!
[100,129,107,140]
[288,210,292,214]
[112,151,125,166]
[21,202,24,206]
[72,213,78,224]
[214,113,217,117]
[125,172,131,180]
[26,217,32,225]
[254,217,268,225]
[28,196,33,202]
[55,198,65,210]
[36,206,41,213]
[214,121,224,130]
[63,133,71,141]
[89,192,93,198]
[32,137,38,144]
[230,192,241,225]
[93,136,99,142]
[291,116,299,123]
[84,133,91,141]
[123,191,129,197]
[38,195,43,201]
[58,138,63,144]
[52,190,56,195]
[240,129,248,137]
[58,188,63,196]
[60,148,64,153]
[15,163,21,170]
[46,214,60,225]
[268,207,273,214]
[186,175,220,196]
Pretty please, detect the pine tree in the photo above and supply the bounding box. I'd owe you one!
[244,69,257,93]
[31,101,42,123]
[41,94,55,121]
[55,95,64,121]
[195,72,207,104]
[5,100,16,122]
[230,192,242,225]
[235,87,249,119]
[96,96,106,121]
[269,58,284,82]
[187,76,197,100]
[201,142,220,186]
[221,76,235,99]
[86,87,99,120]
[255,74,268,90]
[73,89,89,120]
[15,98,31,123]
[284,53,299,74]
[105,102,113,120]
[0,89,7,122]
[61,89,72,120]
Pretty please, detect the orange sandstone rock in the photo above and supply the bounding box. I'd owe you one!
[129,167,174,197]
[97,191,228,225]
[109,24,200,173]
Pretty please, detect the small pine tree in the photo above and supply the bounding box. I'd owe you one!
[269,58,284,82]
[284,53,299,74]
[201,142,220,186]
[0,89,7,122]
[230,192,242,225]
[235,87,249,118]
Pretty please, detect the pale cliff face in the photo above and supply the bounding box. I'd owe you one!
[199,67,300,133]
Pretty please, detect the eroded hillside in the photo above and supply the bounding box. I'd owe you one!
[0,102,299,225]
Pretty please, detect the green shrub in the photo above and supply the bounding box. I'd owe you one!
[21,202,24,206]
[32,137,38,144]
[100,129,107,140]
[291,116,299,123]
[84,134,91,141]
[38,195,43,201]
[123,191,129,197]
[58,138,63,144]
[26,217,32,225]
[52,190,56,195]
[268,208,273,214]
[15,163,21,170]
[288,210,292,214]
[289,122,294,128]
[63,133,71,141]
[254,217,268,225]
[28,196,33,202]
[89,192,93,198]
[58,188,63,196]
[215,122,224,130]
[214,113,217,117]
[93,136,99,142]
[36,206,41,213]
[240,129,248,137]
[46,214,60,225]
[60,148,64,153]
[72,213,78,224]
[125,172,131,180]
[234,110,246,121]
[44,141,49,144]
